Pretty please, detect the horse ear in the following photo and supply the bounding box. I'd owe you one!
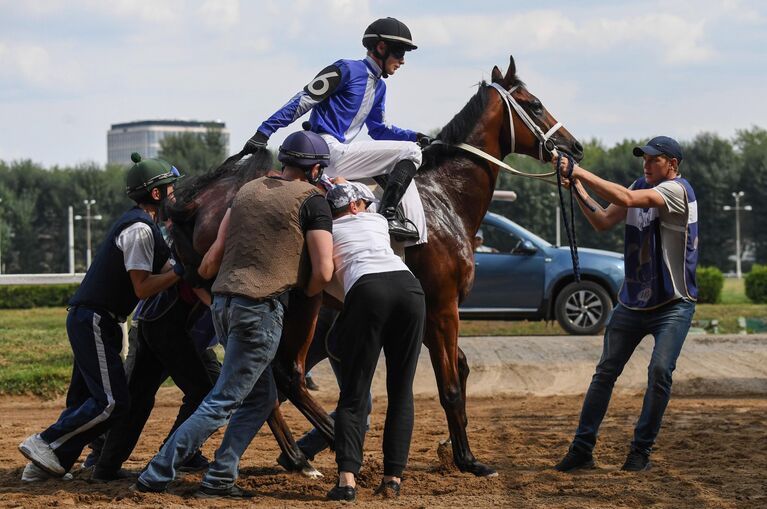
[504,55,517,84]
[491,65,503,83]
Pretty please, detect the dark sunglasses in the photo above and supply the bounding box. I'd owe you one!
[388,45,406,59]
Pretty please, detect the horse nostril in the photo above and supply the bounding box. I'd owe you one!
[574,141,583,154]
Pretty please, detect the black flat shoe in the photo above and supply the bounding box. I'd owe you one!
[621,448,651,472]
[374,480,400,498]
[327,484,356,501]
[554,446,595,472]
[195,483,255,499]
[91,467,137,482]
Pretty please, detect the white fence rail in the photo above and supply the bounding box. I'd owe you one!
[0,273,85,285]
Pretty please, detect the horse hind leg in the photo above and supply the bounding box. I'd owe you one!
[426,308,497,478]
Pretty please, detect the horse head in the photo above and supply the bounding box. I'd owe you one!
[490,55,583,162]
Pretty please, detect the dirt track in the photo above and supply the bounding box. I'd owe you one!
[2,334,766,507]
[1,388,766,508]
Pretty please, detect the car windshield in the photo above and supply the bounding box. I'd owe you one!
[488,214,552,248]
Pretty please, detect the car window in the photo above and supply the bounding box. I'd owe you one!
[474,224,523,254]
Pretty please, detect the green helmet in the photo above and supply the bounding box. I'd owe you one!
[125,152,179,202]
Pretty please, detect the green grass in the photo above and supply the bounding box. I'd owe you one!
[0,308,72,397]
[721,277,751,304]
[2,294,767,397]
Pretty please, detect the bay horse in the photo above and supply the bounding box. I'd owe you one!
[169,55,583,478]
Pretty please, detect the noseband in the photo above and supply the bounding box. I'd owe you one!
[489,82,562,162]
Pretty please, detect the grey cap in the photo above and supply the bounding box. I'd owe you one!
[326,182,378,209]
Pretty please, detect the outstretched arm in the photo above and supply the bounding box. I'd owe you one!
[304,230,334,297]
[570,179,627,231]
[254,63,347,139]
[198,208,231,279]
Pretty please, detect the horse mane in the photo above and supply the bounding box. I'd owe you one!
[436,82,490,146]
[170,148,273,215]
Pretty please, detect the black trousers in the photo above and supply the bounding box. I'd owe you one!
[334,271,425,477]
[95,298,220,472]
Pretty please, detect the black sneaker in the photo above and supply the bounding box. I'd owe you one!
[91,467,137,482]
[305,375,320,391]
[373,480,400,498]
[554,446,595,472]
[195,484,255,499]
[621,449,651,471]
[179,450,210,472]
[327,484,356,501]
[129,480,165,494]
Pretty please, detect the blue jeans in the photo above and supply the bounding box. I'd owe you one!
[572,299,695,456]
[139,295,283,490]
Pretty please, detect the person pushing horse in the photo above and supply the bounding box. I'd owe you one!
[134,130,334,499]
[244,17,429,242]
[18,154,183,479]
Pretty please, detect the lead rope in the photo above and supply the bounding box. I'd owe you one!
[555,152,582,282]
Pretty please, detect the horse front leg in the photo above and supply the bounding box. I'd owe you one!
[425,304,497,477]
[266,401,323,479]
[273,289,335,447]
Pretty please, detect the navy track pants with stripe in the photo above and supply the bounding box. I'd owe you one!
[39,307,130,471]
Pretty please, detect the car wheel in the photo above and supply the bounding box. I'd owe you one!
[554,281,612,335]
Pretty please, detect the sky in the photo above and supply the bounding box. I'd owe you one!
[0,0,765,168]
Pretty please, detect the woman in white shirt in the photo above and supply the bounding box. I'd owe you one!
[324,181,425,501]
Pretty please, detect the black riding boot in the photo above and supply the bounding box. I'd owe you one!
[379,160,420,241]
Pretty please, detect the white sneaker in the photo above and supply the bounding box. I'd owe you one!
[21,462,73,482]
[18,434,65,476]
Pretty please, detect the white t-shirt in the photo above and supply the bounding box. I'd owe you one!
[331,213,410,298]
[115,222,155,271]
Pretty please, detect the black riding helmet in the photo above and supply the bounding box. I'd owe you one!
[363,17,417,76]
[278,130,330,184]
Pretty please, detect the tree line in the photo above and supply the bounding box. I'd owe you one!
[0,127,764,274]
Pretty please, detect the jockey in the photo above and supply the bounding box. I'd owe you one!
[243,17,429,242]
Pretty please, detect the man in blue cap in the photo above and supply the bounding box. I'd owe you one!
[551,136,698,472]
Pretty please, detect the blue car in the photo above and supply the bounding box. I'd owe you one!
[459,212,625,335]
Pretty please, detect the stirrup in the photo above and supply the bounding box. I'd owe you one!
[387,216,420,241]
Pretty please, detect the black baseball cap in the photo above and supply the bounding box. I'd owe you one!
[633,136,683,163]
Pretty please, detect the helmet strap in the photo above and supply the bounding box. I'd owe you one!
[305,165,324,185]
[372,38,390,78]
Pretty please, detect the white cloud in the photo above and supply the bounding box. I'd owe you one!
[412,10,714,66]
[198,0,240,30]
[0,41,82,88]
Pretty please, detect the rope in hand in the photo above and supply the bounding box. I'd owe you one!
[555,152,582,282]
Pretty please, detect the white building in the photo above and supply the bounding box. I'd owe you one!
[107,119,230,165]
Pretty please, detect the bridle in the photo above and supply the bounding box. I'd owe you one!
[431,82,565,182]
[429,81,592,281]
[489,82,563,163]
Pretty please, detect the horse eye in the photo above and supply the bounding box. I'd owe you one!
[531,100,543,113]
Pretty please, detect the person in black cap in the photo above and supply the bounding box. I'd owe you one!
[243,17,430,243]
[18,153,184,479]
[551,136,699,472]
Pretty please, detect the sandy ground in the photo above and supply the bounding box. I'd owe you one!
[1,335,766,508]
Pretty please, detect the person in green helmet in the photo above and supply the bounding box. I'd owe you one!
[18,153,184,479]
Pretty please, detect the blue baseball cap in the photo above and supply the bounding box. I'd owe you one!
[633,136,683,162]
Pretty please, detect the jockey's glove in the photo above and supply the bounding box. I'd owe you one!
[416,133,433,148]
[244,131,269,153]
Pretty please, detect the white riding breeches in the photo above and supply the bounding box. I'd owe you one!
[320,136,427,245]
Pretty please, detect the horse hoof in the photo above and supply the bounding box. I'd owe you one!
[465,461,498,478]
[301,465,324,479]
